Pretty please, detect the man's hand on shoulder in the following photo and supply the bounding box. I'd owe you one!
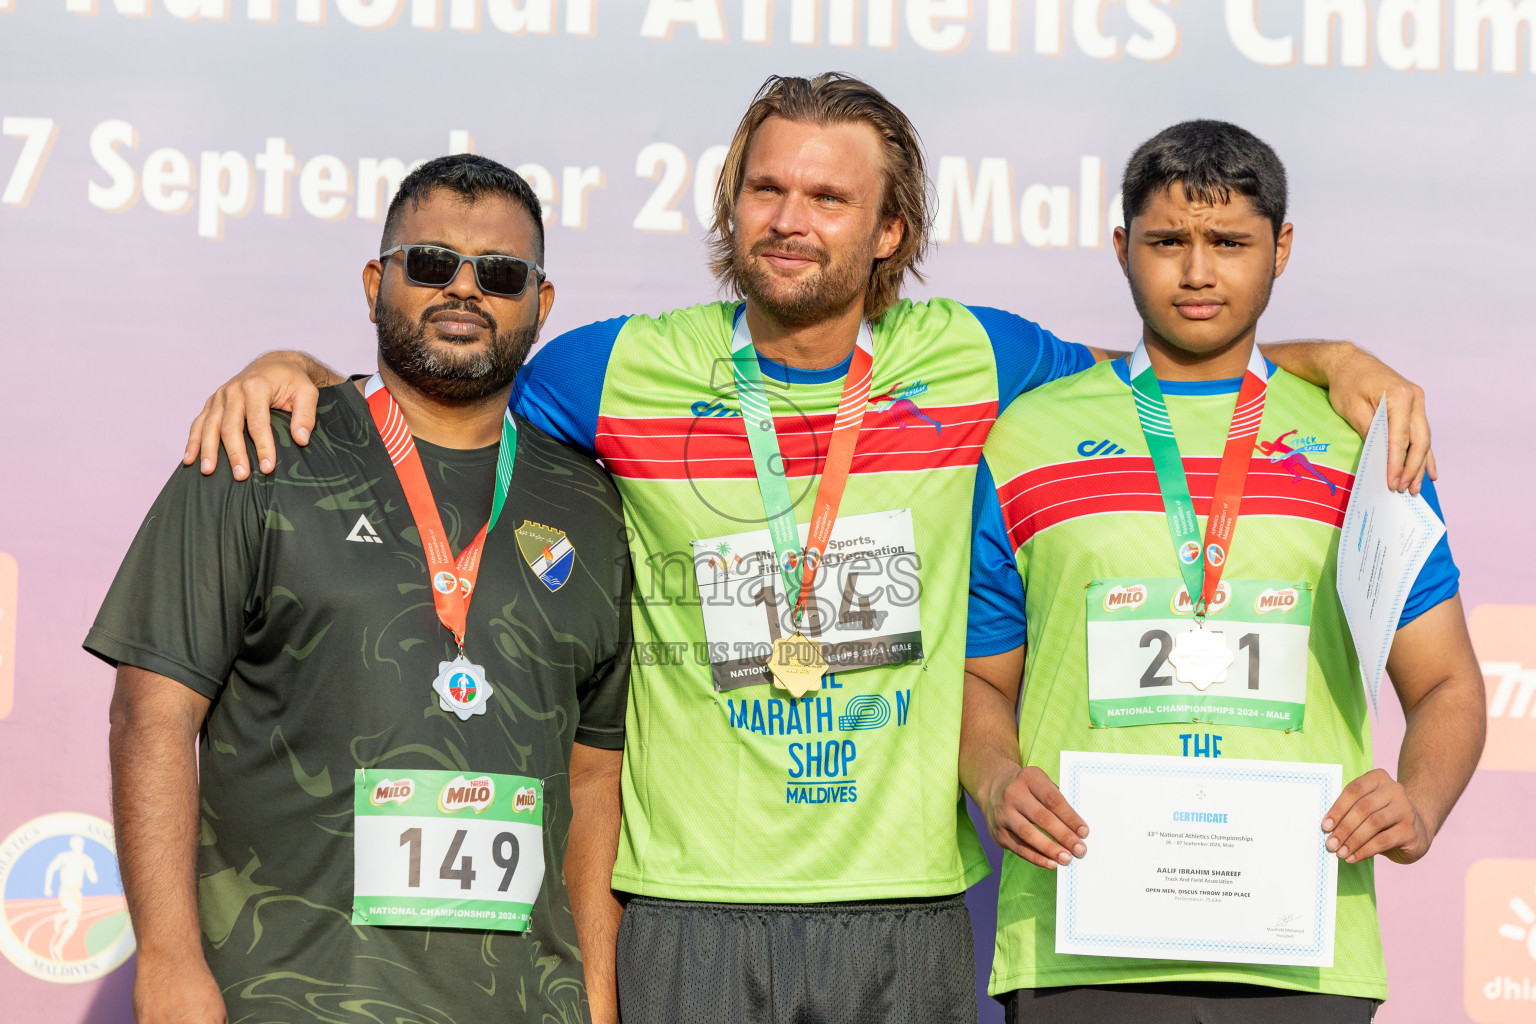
[1264,340,1436,494]
[182,351,339,480]
[1321,767,1432,866]
[132,950,227,1024]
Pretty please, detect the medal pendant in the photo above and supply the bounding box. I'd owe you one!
[770,632,828,699]
[432,655,493,721]
[1167,623,1233,691]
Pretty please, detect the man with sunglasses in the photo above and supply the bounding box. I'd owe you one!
[177,76,1435,1024]
[86,155,632,1024]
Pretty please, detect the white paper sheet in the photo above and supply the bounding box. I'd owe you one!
[1055,751,1340,968]
[1336,397,1447,714]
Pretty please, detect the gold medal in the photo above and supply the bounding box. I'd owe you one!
[770,631,828,699]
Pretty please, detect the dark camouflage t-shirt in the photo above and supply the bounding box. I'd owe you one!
[86,382,631,1024]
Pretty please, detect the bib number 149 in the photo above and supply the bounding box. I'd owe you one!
[397,826,524,892]
[353,769,546,932]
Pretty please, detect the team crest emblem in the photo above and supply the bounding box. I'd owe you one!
[516,520,575,592]
[0,813,135,983]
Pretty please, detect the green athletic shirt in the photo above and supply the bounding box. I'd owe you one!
[509,299,1095,902]
[966,358,1460,1000]
[84,382,631,1024]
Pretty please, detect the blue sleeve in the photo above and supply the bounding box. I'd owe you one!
[1398,476,1460,627]
[967,457,1029,658]
[509,315,628,457]
[967,305,1096,407]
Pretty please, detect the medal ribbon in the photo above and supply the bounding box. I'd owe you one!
[364,373,517,648]
[731,310,875,627]
[1128,341,1268,618]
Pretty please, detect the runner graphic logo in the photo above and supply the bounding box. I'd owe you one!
[0,812,135,983]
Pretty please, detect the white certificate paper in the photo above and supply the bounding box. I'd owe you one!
[1337,397,1446,714]
[1056,751,1340,968]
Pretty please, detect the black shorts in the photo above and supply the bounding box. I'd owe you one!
[1003,982,1378,1024]
[615,894,978,1024]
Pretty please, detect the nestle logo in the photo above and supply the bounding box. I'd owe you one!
[1103,584,1147,611]
[1255,587,1298,614]
[369,778,415,806]
[1173,581,1230,616]
[437,775,495,814]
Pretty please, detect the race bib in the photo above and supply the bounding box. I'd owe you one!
[1085,578,1313,731]
[352,768,545,932]
[693,509,924,692]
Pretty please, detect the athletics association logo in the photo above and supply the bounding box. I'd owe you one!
[1465,858,1536,1023]
[0,812,135,984]
[515,520,575,592]
[1178,541,1201,565]
[1472,605,1536,773]
[1256,429,1336,494]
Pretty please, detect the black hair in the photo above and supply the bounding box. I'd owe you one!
[381,154,545,263]
[1121,120,1288,240]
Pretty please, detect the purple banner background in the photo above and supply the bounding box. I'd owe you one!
[2,1,1534,1020]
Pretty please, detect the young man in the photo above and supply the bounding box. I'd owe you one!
[178,78,1432,1024]
[963,121,1485,1022]
[86,156,631,1024]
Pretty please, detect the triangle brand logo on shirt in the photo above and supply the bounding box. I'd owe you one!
[346,514,383,544]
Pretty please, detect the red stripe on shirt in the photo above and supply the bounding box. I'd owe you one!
[996,455,1354,550]
[597,401,998,481]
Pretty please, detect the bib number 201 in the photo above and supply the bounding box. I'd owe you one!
[1139,630,1261,690]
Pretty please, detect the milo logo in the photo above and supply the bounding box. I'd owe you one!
[1172,581,1231,616]
[437,775,495,814]
[369,778,415,806]
[514,786,538,814]
[1255,587,1299,614]
[1103,584,1147,612]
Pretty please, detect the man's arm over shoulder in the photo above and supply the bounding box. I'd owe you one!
[967,306,1096,406]
[511,316,630,459]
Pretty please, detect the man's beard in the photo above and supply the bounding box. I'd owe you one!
[375,294,537,403]
[732,231,878,328]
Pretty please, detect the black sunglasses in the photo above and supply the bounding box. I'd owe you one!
[379,244,544,298]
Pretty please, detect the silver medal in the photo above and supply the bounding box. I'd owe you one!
[432,655,493,720]
[1167,623,1234,691]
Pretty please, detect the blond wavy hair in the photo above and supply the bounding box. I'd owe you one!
[707,73,932,322]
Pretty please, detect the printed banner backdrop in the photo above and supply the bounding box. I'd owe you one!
[2,2,1534,1020]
